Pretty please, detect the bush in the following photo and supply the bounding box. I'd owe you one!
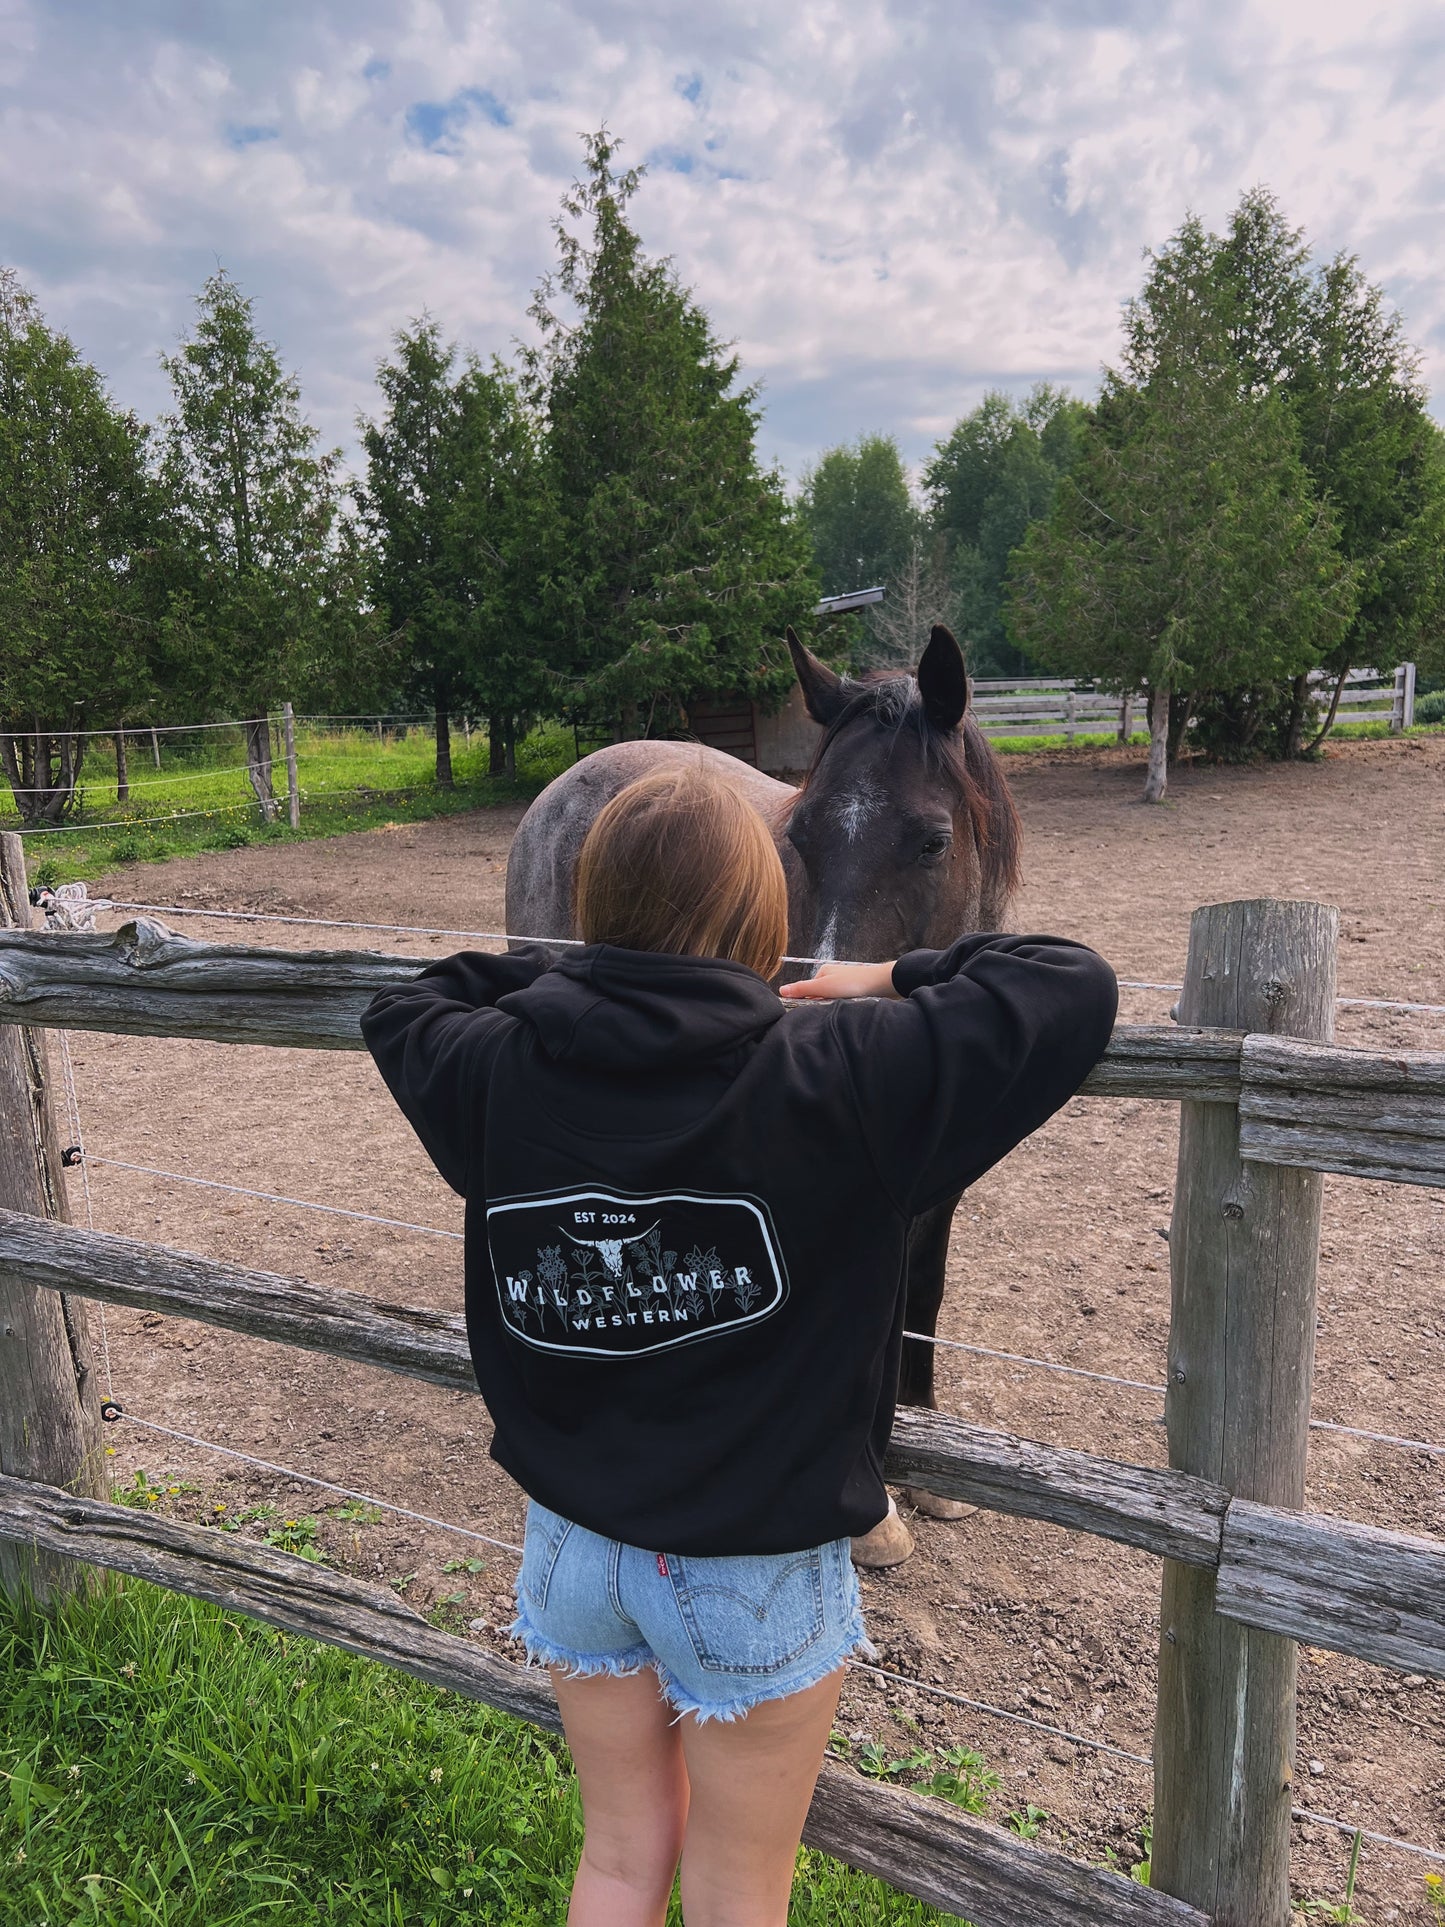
[1414,689,1445,725]
[104,834,145,864]
[217,824,252,848]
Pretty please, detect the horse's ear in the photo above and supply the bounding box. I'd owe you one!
[786,626,850,726]
[917,625,969,733]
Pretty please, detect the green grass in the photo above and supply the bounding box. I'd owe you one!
[1,1582,968,1925]
[21,708,1438,894]
[10,723,577,891]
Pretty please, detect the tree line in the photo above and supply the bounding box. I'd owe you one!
[4,152,1443,826]
[0,131,815,825]
[801,190,1445,800]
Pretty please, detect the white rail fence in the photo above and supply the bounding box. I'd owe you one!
[971,665,1418,742]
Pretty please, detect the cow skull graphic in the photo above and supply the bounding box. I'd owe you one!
[561,1223,660,1278]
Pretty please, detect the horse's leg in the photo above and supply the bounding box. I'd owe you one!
[898,1194,976,1523]
[851,1197,972,1566]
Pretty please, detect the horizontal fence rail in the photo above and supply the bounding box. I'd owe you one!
[4,928,1445,1188]
[0,1472,1206,1927]
[6,1208,1440,1682]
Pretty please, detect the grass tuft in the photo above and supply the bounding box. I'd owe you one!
[1,1582,967,1924]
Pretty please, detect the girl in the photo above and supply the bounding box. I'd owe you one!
[363,762,1116,1926]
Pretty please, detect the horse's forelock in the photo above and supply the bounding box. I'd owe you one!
[797,673,1021,917]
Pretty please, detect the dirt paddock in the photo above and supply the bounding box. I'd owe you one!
[66,735,1445,1920]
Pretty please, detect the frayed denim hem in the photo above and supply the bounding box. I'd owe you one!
[507,1603,652,1681]
[653,1618,877,1726]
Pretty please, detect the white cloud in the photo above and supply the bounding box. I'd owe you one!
[2,0,1442,482]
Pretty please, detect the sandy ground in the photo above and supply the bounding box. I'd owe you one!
[55,734,1445,1921]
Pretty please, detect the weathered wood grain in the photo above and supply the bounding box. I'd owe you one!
[1153,897,1337,1927]
[1239,1035,1445,1187]
[1239,1113,1445,1188]
[0,1469,557,1725]
[0,924,1246,1097]
[0,832,105,1606]
[1156,894,1348,1927]
[886,1406,1227,1566]
[1080,1025,1244,1102]
[1243,1033,1445,1095]
[0,918,422,1049]
[0,1209,475,1390]
[803,1754,1209,1927]
[0,1208,1230,1566]
[1216,1500,1445,1680]
[0,1472,1207,1927]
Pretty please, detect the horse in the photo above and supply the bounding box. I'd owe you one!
[504,624,1022,1565]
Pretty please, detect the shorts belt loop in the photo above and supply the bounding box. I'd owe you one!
[606,1535,627,1622]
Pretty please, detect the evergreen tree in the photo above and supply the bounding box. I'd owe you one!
[1175,189,1444,752]
[924,384,1086,677]
[0,270,159,823]
[533,130,816,734]
[160,270,356,818]
[1008,220,1354,802]
[447,358,556,776]
[358,319,470,787]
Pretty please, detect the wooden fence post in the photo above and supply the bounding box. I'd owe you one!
[282,701,300,832]
[0,832,105,1605]
[1152,898,1338,1926]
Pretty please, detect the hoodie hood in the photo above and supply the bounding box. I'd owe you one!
[496,944,785,1071]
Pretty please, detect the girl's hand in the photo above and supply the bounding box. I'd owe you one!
[778,961,901,1003]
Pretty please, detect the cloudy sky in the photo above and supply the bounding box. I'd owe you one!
[4,0,1443,483]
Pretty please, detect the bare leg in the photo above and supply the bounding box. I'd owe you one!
[677,1668,844,1927]
[550,1666,689,1927]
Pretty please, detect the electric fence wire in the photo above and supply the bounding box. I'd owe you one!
[11,785,441,837]
[83,900,1445,1018]
[74,1151,1445,1459]
[3,762,272,796]
[105,1406,523,1557]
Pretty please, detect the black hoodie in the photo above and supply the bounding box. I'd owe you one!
[361,934,1117,1556]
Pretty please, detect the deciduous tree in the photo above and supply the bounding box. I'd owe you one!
[797,434,918,599]
[925,385,1086,678]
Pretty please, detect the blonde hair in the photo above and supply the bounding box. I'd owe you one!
[574,763,788,979]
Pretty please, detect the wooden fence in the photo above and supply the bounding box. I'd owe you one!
[1,893,1442,1926]
[970,664,1418,742]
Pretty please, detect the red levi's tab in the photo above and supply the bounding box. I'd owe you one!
[657,1554,669,1578]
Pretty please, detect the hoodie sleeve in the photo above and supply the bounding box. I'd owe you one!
[831,934,1118,1218]
[361,948,554,1195]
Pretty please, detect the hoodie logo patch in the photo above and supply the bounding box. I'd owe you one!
[487,1187,789,1359]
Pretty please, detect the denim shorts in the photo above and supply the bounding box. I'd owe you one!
[509,1500,872,1723]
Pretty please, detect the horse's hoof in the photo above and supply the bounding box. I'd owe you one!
[901,1487,979,1522]
[850,1495,914,1569]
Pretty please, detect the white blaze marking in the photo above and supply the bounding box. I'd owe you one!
[832,783,884,843]
[812,907,839,974]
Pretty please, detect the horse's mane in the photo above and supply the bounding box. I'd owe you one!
[795,671,1022,919]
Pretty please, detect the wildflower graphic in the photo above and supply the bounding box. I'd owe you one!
[537,1245,569,1293]
[490,1190,787,1357]
[732,1268,763,1314]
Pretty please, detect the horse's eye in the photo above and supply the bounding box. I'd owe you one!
[919,833,952,863]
